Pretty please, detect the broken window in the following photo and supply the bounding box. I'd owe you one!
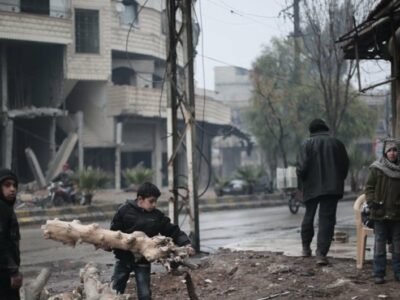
[75,9,99,54]
[120,0,138,26]
[21,0,49,15]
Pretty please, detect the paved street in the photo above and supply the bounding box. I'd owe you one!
[20,199,368,282]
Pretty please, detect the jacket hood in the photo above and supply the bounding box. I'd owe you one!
[0,169,18,205]
[126,198,146,212]
[309,118,329,134]
[0,169,18,186]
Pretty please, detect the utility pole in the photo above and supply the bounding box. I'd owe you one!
[293,0,300,82]
[166,0,179,225]
[166,0,200,252]
[181,0,200,252]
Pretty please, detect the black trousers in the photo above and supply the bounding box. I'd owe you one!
[0,272,20,300]
[301,195,339,257]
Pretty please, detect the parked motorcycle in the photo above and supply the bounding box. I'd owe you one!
[47,181,77,207]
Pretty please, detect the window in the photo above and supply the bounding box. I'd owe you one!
[21,0,49,15]
[120,0,138,26]
[75,9,99,54]
[161,9,167,35]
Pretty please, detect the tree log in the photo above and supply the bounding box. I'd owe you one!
[79,263,133,300]
[41,219,189,270]
[21,268,51,300]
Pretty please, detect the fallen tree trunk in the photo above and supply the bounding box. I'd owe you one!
[41,219,189,270]
[20,268,51,300]
[79,263,133,300]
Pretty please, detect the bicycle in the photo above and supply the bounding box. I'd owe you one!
[284,188,303,214]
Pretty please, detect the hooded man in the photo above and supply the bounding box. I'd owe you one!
[0,169,22,299]
[296,119,349,265]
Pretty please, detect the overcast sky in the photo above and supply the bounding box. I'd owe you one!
[194,0,390,93]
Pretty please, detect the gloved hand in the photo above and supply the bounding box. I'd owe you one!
[10,272,23,289]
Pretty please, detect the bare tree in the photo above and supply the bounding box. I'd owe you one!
[301,0,373,136]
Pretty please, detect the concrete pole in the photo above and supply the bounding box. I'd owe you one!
[154,122,163,187]
[182,0,200,252]
[1,44,12,169]
[76,111,84,170]
[115,122,122,190]
[1,44,7,112]
[49,117,57,160]
[2,119,13,169]
[166,0,179,225]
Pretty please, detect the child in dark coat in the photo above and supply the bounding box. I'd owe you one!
[0,169,23,300]
[110,182,194,299]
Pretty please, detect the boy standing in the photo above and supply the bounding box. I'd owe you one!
[110,182,194,299]
[0,169,23,300]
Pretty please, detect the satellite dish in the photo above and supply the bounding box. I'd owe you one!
[115,3,125,13]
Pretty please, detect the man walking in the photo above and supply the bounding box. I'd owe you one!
[296,118,349,265]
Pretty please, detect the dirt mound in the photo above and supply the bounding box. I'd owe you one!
[138,249,398,300]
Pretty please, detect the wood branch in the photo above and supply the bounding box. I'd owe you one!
[79,263,132,300]
[21,268,51,300]
[41,219,189,270]
[47,290,82,300]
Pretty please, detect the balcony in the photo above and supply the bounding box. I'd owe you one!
[107,85,231,125]
[0,0,72,44]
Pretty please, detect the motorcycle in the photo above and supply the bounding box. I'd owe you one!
[47,181,77,207]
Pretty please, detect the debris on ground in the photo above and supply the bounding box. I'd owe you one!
[37,249,400,299]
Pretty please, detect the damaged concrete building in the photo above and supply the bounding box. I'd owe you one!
[0,0,234,188]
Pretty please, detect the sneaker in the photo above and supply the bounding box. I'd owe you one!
[374,277,385,284]
[302,247,312,257]
[316,255,329,266]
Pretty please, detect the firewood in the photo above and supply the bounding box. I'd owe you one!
[21,268,51,300]
[79,263,133,300]
[41,219,189,270]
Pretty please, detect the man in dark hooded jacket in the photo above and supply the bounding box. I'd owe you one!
[296,119,349,265]
[0,169,22,299]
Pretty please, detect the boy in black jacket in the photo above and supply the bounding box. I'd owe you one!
[110,182,194,299]
[0,169,22,300]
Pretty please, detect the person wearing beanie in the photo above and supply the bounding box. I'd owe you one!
[0,168,22,299]
[296,118,349,266]
[365,139,400,284]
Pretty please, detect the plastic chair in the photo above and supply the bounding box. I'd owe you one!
[353,194,374,269]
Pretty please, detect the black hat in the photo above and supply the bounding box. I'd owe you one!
[309,118,329,133]
[0,169,18,186]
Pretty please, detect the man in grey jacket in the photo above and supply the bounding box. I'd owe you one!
[296,119,349,265]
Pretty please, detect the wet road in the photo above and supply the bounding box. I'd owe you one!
[20,200,357,289]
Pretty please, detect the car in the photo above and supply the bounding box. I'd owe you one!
[214,176,274,196]
[214,179,252,196]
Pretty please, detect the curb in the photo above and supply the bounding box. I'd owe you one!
[16,193,358,227]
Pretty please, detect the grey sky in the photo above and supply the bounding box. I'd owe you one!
[194,0,293,90]
[194,0,390,93]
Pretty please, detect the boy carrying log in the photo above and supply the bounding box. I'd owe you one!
[110,182,195,299]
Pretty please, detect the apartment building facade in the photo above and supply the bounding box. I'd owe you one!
[0,0,232,187]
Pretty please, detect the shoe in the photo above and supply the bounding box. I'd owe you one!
[316,255,329,266]
[374,277,385,284]
[302,247,312,257]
